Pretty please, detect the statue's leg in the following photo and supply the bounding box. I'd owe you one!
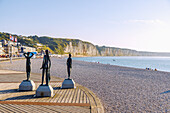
[27,71,30,81]
[26,65,28,80]
[26,65,27,74]
[29,66,31,80]
[67,67,70,79]
[41,69,45,85]
[27,66,30,81]
[46,69,49,86]
[26,71,28,81]
[70,68,71,78]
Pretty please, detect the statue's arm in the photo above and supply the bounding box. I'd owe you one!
[70,59,72,68]
[49,58,51,69]
[23,53,27,57]
[40,56,45,69]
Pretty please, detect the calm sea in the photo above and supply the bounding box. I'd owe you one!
[73,56,170,72]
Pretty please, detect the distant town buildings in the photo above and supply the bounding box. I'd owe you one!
[0,42,5,55]
[3,45,18,55]
[19,46,36,53]
[36,43,43,49]
[0,39,36,56]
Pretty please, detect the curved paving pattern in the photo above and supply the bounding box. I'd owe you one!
[0,104,90,113]
[0,70,104,113]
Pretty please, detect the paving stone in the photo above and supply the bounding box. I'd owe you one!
[0,70,104,113]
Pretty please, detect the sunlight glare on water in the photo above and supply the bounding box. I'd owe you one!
[73,56,170,72]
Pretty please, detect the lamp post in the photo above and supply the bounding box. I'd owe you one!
[8,41,12,63]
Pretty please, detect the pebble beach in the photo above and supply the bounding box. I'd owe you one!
[0,57,169,112]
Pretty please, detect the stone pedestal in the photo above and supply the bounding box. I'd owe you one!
[61,79,76,89]
[19,80,36,91]
[36,85,54,97]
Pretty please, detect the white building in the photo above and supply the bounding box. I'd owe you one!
[3,45,18,55]
[19,46,36,53]
[0,42,5,55]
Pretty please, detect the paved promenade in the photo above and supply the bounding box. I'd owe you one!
[0,70,104,113]
[0,58,25,62]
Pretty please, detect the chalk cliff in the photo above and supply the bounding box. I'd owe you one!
[64,41,170,56]
[1,32,170,56]
[64,41,99,56]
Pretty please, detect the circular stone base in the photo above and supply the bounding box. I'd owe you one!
[19,80,36,91]
[36,85,54,97]
[61,79,76,89]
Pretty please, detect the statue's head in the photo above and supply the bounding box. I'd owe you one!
[69,54,71,58]
[27,52,30,55]
[45,50,49,56]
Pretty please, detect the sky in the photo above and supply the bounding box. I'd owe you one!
[0,0,170,52]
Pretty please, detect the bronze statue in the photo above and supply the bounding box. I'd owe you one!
[23,52,34,81]
[67,54,72,79]
[40,50,51,86]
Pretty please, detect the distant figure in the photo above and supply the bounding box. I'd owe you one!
[40,50,51,86]
[155,68,157,71]
[23,52,34,81]
[146,67,148,70]
[67,54,72,79]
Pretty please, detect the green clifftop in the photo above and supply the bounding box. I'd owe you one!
[1,32,170,56]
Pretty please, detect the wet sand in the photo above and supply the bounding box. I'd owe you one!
[0,57,169,112]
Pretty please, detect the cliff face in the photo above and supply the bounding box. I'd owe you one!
[64,41,170,56]
[96,46,139,56]
[65,41,139,56]
[64,41,144,56]
[1,32,170,56]
[64,41,99,56]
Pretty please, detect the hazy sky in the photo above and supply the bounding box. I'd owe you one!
[0,0,170,52]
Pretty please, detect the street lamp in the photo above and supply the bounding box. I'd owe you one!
[8,41,12,63]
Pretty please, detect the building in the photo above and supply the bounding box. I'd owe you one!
[3,45,18,55]
[0,42,5,55]
[19,46,36,53]
[1,39,7,46]
[8,41,18,46]
[0,39,37,56]
[36,43,43,47]
[36,43,43,49]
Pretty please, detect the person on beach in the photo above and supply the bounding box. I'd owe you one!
[23,52,34,81]
[40,50,51,86]
[67,54,72,79]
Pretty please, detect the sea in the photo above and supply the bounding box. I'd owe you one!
[72,56,170,72]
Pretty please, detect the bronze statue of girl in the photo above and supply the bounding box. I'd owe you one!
[23,52,34,81]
